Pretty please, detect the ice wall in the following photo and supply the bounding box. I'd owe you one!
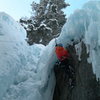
[0,12,44,99]
[33,1,100,100]
[1,1,100,100]
[58,1,100,78]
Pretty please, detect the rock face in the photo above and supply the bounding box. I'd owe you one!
[53,42,100,100]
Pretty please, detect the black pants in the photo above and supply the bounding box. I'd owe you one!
[54,58,76,89]
[55,58,75,78]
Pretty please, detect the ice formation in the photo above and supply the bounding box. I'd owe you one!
[0,1,100,100]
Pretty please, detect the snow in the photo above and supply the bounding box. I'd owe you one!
[0,1,100,100]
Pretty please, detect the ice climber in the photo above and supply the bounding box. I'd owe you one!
[55,43,70,62]
[54,40,75,87]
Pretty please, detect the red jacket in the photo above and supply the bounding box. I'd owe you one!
[55,46,70,61]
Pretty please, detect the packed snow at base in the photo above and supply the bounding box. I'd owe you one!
[0,1,100,100]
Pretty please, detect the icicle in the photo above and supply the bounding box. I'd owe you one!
[75,41,82,61]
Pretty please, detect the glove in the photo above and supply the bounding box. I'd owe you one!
[56,60,61,65]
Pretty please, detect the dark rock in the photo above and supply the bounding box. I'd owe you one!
[53,42,100,100]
